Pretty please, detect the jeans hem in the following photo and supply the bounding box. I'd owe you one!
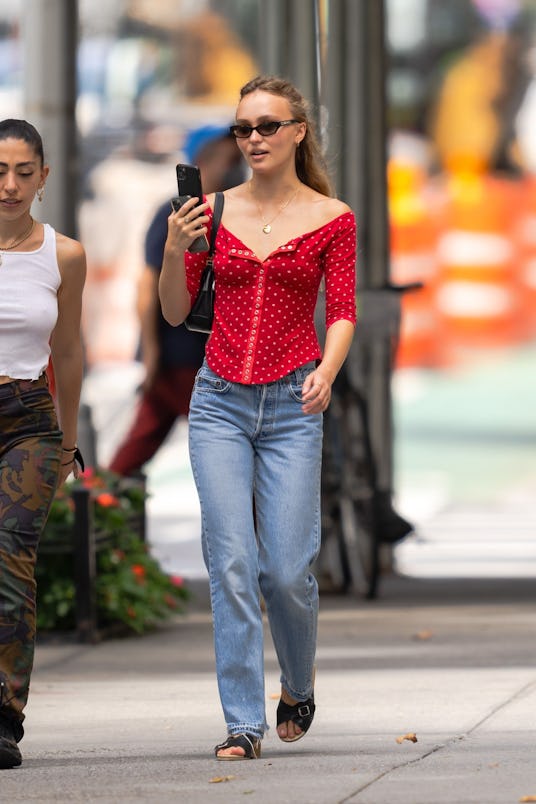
[280,679,315,702]
[227,724,267,739]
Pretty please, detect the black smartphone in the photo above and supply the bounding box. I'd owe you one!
[172,163,209,253]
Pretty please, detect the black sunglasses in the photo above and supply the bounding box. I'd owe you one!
[230,120,299,139]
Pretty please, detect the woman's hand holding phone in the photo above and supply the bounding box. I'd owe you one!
[168,196,210,254]
[172,162,210,253]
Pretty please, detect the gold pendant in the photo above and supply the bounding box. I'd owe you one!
[262,224,271,234]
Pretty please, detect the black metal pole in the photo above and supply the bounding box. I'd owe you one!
[325,0,394,497]
[73,488,98,643]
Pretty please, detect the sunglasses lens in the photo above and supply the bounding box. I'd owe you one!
[231,125,252,138]
[231,121,285,138]
[257,122,280,136]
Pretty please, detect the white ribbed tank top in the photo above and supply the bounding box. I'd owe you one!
[0,223,61,380]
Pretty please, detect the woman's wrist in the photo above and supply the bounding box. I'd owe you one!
[60,445,85,471]
[164,239,187,259]
[315,363,337,386]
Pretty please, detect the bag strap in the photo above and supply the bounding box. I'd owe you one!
[209,191,224,256]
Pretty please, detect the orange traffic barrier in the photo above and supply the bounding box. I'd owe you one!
[433,171,525,363]
[515,176,536,338]
[388,160,442,368]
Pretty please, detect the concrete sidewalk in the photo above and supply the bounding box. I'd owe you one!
[2,574,535,803]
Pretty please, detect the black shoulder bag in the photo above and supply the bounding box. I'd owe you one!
[184,191,224,334]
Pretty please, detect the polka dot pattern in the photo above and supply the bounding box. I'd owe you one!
[185,209,357,384]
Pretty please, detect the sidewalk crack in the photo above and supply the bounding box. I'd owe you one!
[338,676,536,803]
[465,676,536,736]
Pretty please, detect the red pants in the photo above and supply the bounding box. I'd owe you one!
[108,366,198,476]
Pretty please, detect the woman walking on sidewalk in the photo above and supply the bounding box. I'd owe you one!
[160,76,356,759]
[0,119,86,769]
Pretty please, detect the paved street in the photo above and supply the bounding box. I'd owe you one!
[2,576,535,803]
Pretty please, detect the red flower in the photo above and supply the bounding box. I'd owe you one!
[81,468,106,489]
[127,606,137,619]
[95,492,119,507]
[164,594,178,609]
[81,468,96,488]
[170,575,184,588]
[131,564,146,579]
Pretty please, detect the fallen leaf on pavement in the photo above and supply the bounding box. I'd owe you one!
[210,775,236,783]
[396,732,418,744]
[413,630,434,641]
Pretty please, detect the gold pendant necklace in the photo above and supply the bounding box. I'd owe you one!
[0,217,35,266]
[250,183,300,234]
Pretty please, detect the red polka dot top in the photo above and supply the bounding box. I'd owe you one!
[185,206,357,384]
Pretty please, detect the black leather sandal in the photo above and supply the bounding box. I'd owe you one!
[215,732,261,760]
[276,696,315,743]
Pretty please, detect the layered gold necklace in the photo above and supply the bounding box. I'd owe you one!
[0,217,35,266]
[250,182,300,234]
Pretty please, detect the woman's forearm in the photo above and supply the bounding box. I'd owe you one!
[159,244,191,326]
[300,318,355,415]
[318,319,356,383]
[159,197,210,325]
[51,345,84,448]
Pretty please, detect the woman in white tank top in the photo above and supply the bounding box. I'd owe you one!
[0,119,86,769]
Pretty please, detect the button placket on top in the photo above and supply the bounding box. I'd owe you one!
[242,254,269,383]
[241,244,299,382]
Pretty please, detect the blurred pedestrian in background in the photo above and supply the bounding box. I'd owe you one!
[160,76,356,760]
[108,125,244,476]
[0,119,86,768]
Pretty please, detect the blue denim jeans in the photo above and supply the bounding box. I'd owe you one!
[188,360,323,739]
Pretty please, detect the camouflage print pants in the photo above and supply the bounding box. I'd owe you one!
[0,375,62,738]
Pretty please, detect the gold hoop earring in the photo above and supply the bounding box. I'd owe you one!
[37,187,44,202]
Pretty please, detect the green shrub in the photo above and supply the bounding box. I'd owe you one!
[37,468,189,634]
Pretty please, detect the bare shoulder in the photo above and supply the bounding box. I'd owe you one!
[206,183,245,212]
[324,197,353,218]
[218,183,249,207]
[56,231,86,261]
[301,188,353,227]
[209,183,251,222]
[55,232,87,285]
